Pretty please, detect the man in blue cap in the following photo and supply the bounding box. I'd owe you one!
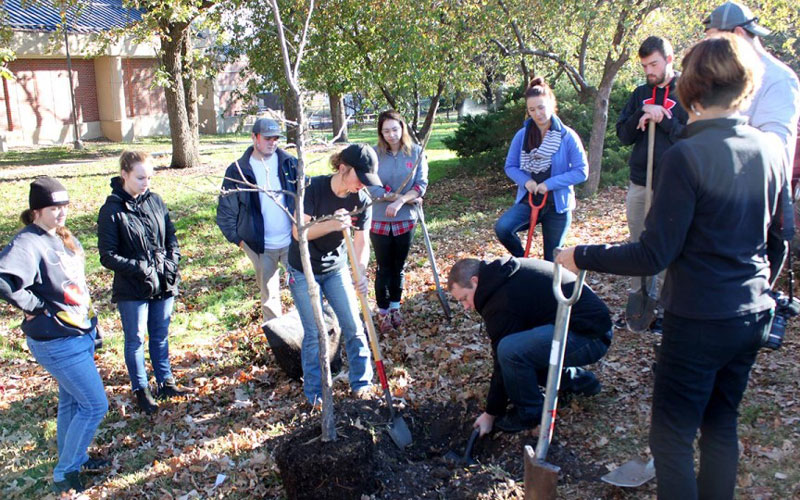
[217,118,299,322]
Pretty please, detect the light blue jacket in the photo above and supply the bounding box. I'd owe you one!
[504,115,588,213]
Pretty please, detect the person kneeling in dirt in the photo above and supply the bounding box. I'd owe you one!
[447,256,612,435]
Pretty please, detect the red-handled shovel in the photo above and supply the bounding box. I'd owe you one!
[343,229,413,450]
[524,191,548,258]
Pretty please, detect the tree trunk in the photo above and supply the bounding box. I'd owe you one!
[410,84,421,139]
[583,53,628,196]
[281,87,301,146]
[328,90,348,143]
[182,34,200,154]
[416,79,445,148]
[161,23,200,169]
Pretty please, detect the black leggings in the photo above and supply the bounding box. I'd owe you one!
[370,229,415,310]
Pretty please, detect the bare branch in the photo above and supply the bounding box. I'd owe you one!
[293,0,315,79]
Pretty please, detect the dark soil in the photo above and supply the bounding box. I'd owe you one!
[271,397,611,499]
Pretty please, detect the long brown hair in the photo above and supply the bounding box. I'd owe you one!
[20,208,81,255]
[377,110,413,156]
[524,77,558,150]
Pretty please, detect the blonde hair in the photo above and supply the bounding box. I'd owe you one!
[119,150,151,173]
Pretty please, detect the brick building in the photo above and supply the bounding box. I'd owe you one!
[1,0,251,150]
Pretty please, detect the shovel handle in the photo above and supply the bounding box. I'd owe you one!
[342,229,388,381]
[524,192,548,258]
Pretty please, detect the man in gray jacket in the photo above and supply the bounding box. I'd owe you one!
[216,118,298,322]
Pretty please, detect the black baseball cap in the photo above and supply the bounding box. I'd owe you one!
[341,144,381,187]
[29,177,69,210]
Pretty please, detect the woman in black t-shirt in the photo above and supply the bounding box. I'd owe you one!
[287,144,382,405]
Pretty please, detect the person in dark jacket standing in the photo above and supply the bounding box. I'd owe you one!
[216,118,298,323]
[447,257,612,435]
[616,36,689,330]
[0,177,108,493]
[557,35,786,499]
[98,151,183,414]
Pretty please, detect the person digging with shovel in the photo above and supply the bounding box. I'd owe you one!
[447,257,612,435]
[556,35,788,500]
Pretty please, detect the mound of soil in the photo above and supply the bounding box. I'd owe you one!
[270,397,610,499]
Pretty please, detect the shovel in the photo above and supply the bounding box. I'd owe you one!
[626,120,658,333]
[524,191,548,258]
[415,202,452,321]
[343,229,413,449]
[524,249,586,500]
[601,457,655,487]
[443,428,480,466]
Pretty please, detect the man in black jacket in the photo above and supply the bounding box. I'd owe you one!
[447,257,612,435]
[616,36,689,329]
[217,118,298,322]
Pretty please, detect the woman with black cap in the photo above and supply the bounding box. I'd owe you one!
[0,177,108,494]
[97,151,183,415]
[287,144,382,406]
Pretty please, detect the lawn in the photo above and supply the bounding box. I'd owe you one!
[0,121,798,499]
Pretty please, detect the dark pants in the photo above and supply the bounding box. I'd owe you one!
[370,229,415,310]
[650,310,769,500]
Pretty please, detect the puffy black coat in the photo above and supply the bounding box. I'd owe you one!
[97,177,180,302]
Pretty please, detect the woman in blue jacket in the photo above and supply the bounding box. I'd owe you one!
[494,77,588,261]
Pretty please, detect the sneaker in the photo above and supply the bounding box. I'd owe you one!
[649,317,663,335]
[81,456,109,473]
[389,308,404,328]
[156,378,187,399]
[561,370,602,397]
[134,387,158,414]
[494,407,540,433]
[352,385,374,400]
[53,471,84,494]
[613,316,627,329]
[377,311,393,333]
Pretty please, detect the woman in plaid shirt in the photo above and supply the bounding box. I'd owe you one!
[368,110,429,332]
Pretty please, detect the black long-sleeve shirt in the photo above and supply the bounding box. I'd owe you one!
[616,74,688,187]
[577,117,787,320]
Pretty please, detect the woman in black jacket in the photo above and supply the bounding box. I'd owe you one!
[97,151,183,414]
[557,35,785,499]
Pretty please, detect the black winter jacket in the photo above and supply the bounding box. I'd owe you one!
[473,257,612,416]
[97,177,180,302]
[216,146,298,254]
[616,74,688,187]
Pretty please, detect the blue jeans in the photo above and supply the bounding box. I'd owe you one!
[496,325,610,422]
[118,297,175,391]
[494,198,571,261]
[26,331,108,482]
[288,266,373,404]
[650,311,768,500]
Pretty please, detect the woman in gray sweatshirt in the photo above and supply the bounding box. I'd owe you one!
[368,110,429,332]
[0,177,108,494]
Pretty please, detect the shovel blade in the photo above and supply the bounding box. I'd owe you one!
[625,277,658,333]
[387,415,413,449]
[601,458,655,488]
[524,445,560,500]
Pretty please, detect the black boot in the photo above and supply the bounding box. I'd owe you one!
[156,378,187,399]
[134,387,158,414]
[53,471,84,493]
[81,456,110,473]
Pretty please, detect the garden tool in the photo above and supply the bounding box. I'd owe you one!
[523,249,586,500]
[601,457,655,487]
[443,429,480,466]
[524,191,548,258]
[343,229,413,449]
[626,120,659,333]
[415,202,452,321]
